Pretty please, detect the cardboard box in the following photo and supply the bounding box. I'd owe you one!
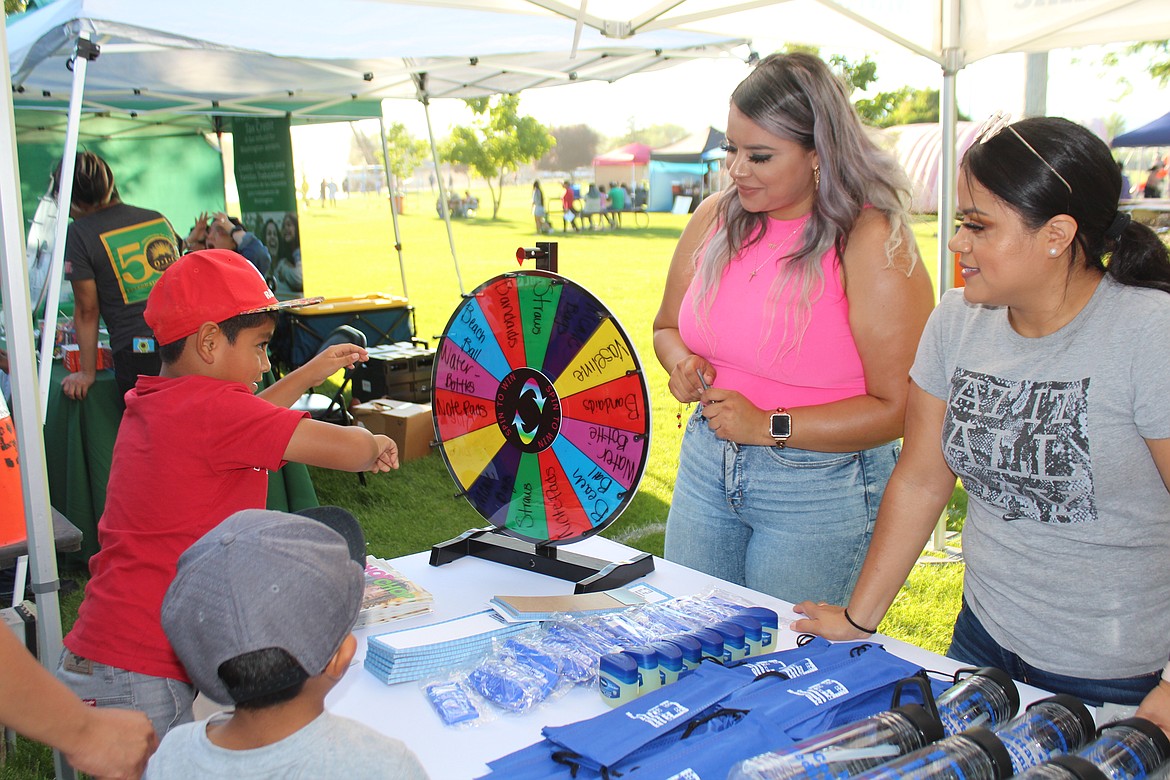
[352,399,434,462]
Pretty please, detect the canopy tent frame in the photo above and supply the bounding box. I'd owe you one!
[1,21,748,777]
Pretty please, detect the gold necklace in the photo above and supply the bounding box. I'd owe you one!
[747,222,804,282]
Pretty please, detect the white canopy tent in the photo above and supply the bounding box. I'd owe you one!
[1,7,746,774]
[4,2,1170,774]
[419,0,1170,294]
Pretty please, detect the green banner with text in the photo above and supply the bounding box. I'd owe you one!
[233,117,303,300]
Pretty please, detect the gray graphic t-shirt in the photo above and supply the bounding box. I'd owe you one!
[912,278,1170,678]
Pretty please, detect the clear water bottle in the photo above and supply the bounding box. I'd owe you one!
[936,667,1020,735]
[994,694,1097,774]
[1076,717,1170,780]
[1014,755,1110,779]
[728,703,943,780]
[851,726,1014,780]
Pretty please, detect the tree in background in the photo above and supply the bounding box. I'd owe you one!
[348,123,429,193]
[1108,40,1169,85]
[855,87,964,127]
[538,124,603,172]
[612,120,688,150]
[441,95,554,219]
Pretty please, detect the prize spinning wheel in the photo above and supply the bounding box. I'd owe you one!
[432,270,650,547]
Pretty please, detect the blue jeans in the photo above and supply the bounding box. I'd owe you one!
[56,649,195,737]
[664,409,898,605]
[947,603,1161,707]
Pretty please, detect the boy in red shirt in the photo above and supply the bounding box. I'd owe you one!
[56,249,398,737]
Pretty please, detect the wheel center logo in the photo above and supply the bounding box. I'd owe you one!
[496,367,561,452]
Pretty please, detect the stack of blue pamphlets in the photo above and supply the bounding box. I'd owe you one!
[364,609,530,685]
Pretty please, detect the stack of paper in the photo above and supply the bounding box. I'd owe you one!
[356,557,434,629]
[488,583,672,623]
[365,610,531,685]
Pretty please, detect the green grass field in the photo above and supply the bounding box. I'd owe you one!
[2,185,962,780]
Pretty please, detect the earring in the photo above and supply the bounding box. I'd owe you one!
[1049,247,1058,256]
[813,165,821,189]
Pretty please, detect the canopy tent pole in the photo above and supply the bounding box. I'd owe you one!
[929,0,963,557]
[0,22,76,780]
[37,35,94,420]
[414,73,465,296]
[377,113,409,299]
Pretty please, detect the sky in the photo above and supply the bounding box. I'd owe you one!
[290,42,1167,184]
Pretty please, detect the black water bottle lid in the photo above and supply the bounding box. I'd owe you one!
[1099,716,1170,764]
[1047,754,1110,780]
[968,666,1021,720]
[894,703,945,744]
[963,726,1014,779]
[1026,694,1097,749]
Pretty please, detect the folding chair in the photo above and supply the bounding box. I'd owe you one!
[291,325,370,485]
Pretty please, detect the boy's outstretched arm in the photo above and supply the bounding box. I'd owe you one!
[259,344,369,408]
[284,418,399,472]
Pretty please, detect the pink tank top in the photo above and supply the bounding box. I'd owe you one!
[678,215,867,409]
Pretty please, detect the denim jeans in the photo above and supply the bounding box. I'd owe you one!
[56,649,195,737]
[664,409,898,605]
[947,603,1161,707]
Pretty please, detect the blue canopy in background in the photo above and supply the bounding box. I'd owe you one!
[1112,111,1170,148]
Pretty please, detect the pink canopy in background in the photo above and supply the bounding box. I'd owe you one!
[592,142,651,187]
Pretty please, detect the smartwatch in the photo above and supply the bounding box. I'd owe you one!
[769,408,791,448]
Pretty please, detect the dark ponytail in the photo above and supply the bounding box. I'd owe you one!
[964,116,1170,293]
[53,151,118,208]
[1104,215,1170,293]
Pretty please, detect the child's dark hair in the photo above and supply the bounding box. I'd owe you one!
[157,311,277,363]
[217,647,308,710]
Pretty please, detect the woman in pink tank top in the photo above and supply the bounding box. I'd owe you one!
[653,52,934,606]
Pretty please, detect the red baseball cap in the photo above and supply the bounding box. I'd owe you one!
[145,249,322,346]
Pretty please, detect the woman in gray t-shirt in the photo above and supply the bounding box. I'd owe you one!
[793,116,1170,711]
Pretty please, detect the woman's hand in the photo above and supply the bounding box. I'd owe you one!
[700,387,770,446]
[791,600,875,641]
[668,354,713,404]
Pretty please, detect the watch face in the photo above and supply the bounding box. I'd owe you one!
[770,413,791,439]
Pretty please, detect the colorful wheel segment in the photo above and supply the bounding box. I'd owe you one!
[432,270,650,546]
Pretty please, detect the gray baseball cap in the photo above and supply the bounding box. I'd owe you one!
[161,508,365,705]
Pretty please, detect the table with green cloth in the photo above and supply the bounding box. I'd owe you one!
[43,363,318,565]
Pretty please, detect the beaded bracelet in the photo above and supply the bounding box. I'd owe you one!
[843,607,878,635]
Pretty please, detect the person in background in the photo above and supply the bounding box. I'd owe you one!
[185,212,271,276]
[1119,160,1133,200]
[608,181,627,228]
[146,508,427,779]
[268,213,303,301]
[1144,164,1163,199]
[59,152,179,404]
[531,180,551,234]
[652,52,934,605]
[0,628,158,779]
[56,250,398,738]
[561,180,579,232]
[795,117,1170,709]
[583,182,602,229]
[261,218,280,261]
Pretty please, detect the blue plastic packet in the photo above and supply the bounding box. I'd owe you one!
[424,680,480,726]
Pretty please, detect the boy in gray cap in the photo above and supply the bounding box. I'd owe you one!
[146,508,427,779]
